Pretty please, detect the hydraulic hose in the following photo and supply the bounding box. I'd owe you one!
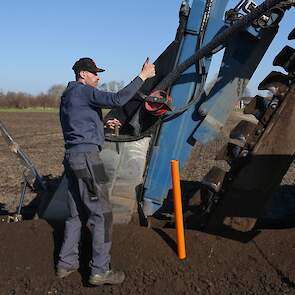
[154,0,289,91]
[106,0,290,142]
[162,0,213,120]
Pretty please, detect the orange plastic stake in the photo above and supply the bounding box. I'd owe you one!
[171,160,186,260]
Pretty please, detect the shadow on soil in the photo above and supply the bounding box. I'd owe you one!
[149,181,295,246]
[252,240,295,289]
[7,175,295,267]
[257,185,295,229]
[152,228,178,255]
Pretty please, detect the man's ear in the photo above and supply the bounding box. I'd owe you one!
[79,71,86,79]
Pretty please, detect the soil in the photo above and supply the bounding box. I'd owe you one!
[0,112,295,295]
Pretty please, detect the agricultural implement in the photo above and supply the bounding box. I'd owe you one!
[1,0,295,233]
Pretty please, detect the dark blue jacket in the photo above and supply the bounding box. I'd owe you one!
[60,76,144,150]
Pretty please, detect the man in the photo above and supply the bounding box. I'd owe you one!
[57,57,155,285]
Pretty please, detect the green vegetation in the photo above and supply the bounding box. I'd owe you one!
[0,107,58,113]
[0,108,110,115]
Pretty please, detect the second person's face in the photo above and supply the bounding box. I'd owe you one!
[81,71,100,87]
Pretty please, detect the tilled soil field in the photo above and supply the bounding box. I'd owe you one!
[0,112,295,295]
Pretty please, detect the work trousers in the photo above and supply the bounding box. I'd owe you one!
[57,148,113,275]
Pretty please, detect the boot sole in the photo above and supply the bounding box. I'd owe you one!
[89,276,125,285]
[56,269,77,279]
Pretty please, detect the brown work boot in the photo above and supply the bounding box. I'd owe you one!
[89,270,125,285]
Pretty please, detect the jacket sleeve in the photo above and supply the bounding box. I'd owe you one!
[90,76,144,108]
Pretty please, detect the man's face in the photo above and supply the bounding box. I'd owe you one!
[79,71,100,87]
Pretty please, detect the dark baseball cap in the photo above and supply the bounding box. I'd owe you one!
[72,57,105,74]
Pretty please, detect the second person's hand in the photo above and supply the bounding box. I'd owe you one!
[139,57,156,81]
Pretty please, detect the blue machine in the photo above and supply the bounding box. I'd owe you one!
[141,0,287,217]
[142,0,229,216]
[38,0,295,231]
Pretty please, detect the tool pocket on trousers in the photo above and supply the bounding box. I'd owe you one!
[68,153,98,201]
[86,152,110,202]
[86,152,109,184]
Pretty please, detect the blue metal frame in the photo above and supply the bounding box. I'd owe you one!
[195,16,280,144]
[142,0,283,217]
[142,0,229,216]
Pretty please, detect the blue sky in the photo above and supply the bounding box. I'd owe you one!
[0,0,294,95]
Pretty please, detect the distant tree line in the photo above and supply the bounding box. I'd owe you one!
[98,81,125,92]
[0,84,65,109]
[0,80,124,109]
